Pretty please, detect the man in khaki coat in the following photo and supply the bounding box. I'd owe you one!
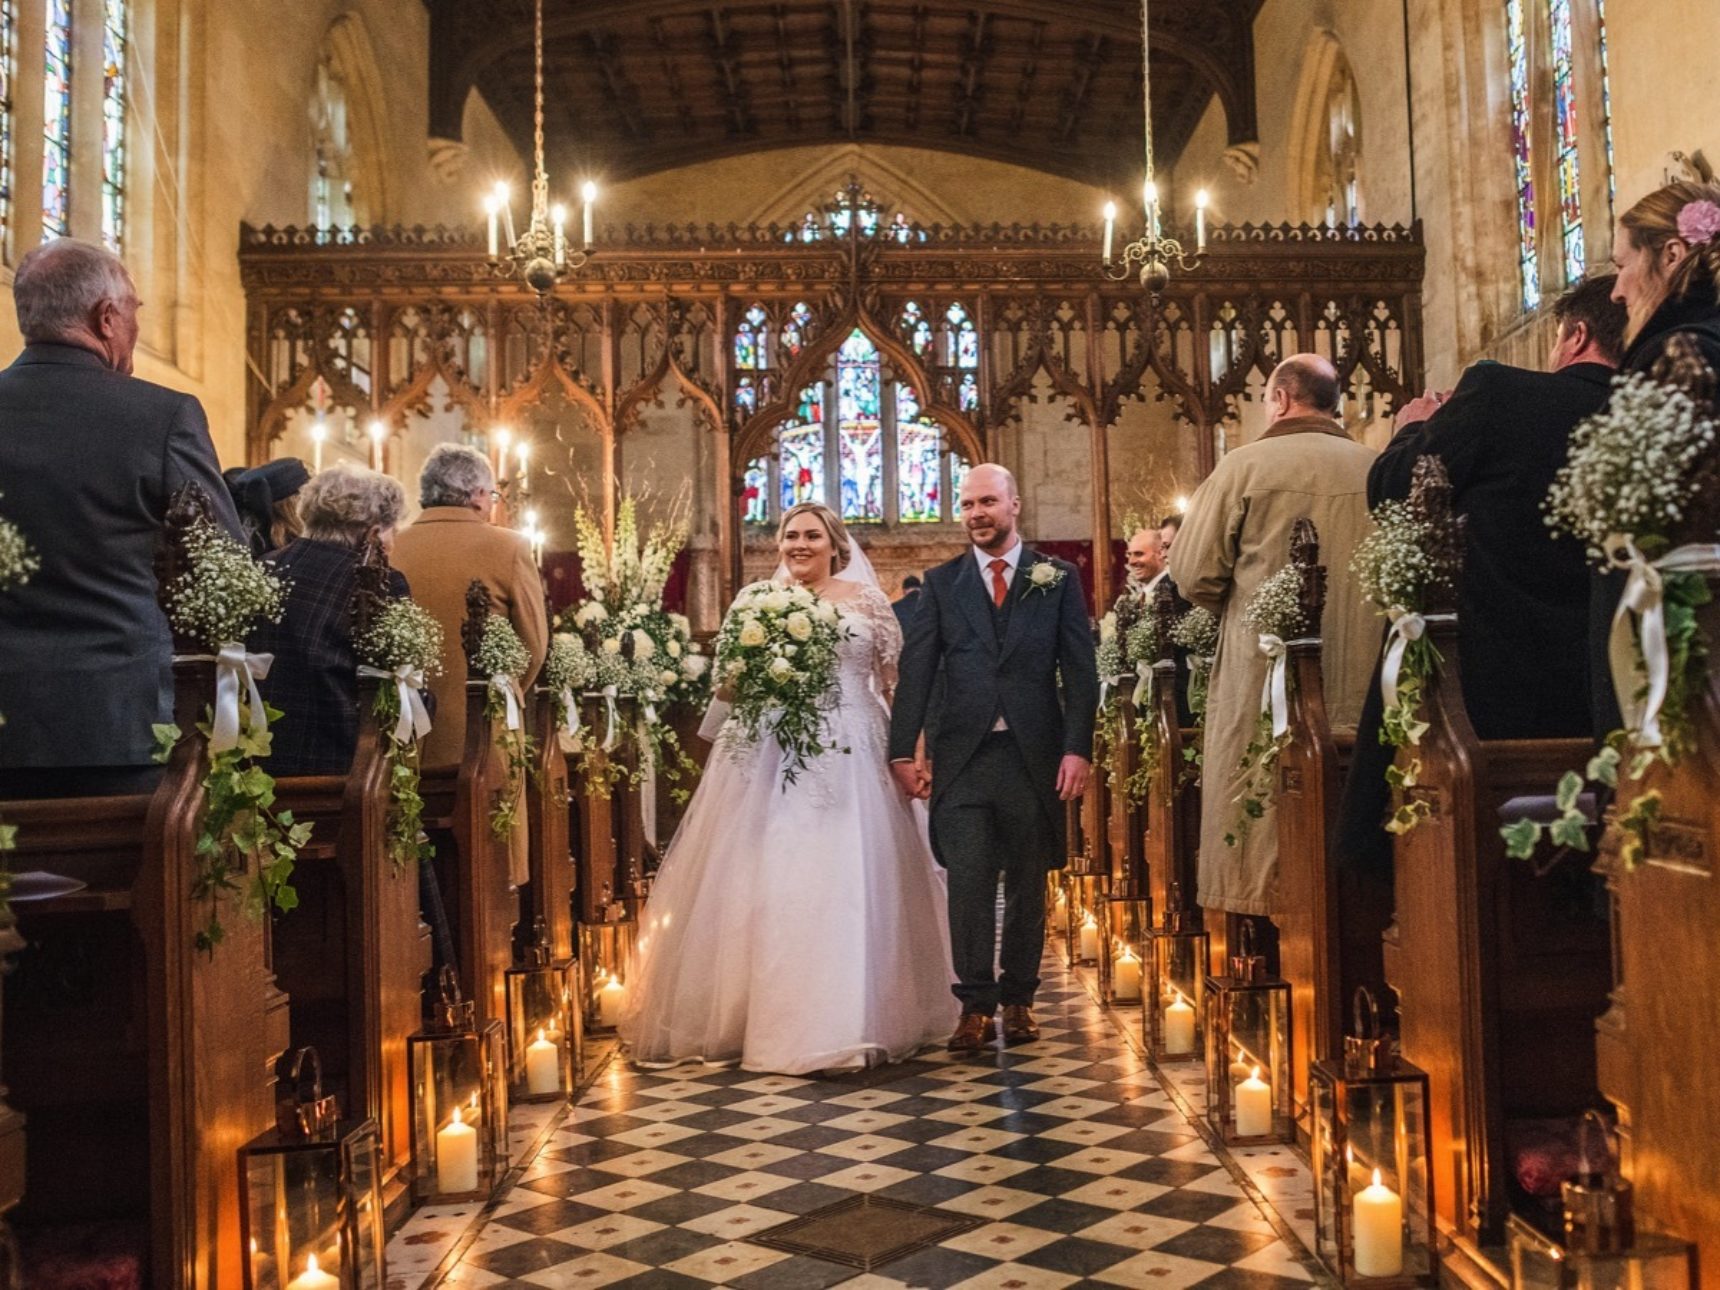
[1168,355,1376,917]
[392,444,549,880]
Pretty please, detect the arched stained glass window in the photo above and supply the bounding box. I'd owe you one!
[743,457,770,525]
[958,372,980,414]
[780,301,813,360]
[900,301,932,357]
[896,385,943,523]
[943,304,979,370]
[0,0,15,257]
[779,385,825,512]
[734,375,759,418]
[42,0,71,240]
[837,331,884,522]
[1505,0,1539,311]
[100,0,126,252]
[1549,0,1584,285]
[311,54,357,235]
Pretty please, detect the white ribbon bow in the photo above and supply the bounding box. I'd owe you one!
[1607,535,1720,747]
[189,642,273,754]
[1258,634,1290,739]
[358,664,432,745]
[558,686,580,738]
[601,685,621,751]
[1131,667,1156,709]
[1377,608,1456,731]
[488,673,523,731]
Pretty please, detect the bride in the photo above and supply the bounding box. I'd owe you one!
[620,502,958,1074]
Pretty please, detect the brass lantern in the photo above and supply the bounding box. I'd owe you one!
[1100,893,1151,1005]
[239,1048,385,1289]
[1203,924,1293,1145]
[505,916,581,1102]
[407,968,507,1202]
[1311,991,1436,1284]
[1144,884,1208,1063]
[580,916,637,1031]
[1066,873,1106,967]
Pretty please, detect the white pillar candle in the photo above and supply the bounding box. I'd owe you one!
[1229,1057,1251,1111]
[367,420,386,472]
[494,427,511,484]
[525,1028,560,1096]
[435,1106,479,1194]
[1195,188,1209,252]
[552,203,568,268]
[1078,916,1100,962]
[1112,949,1141,1001]
[310,422,326,474]
[516,441,530,486]
[1102,200,1116,265]
[1163,993,1195,1055]
[1353,1168,1404,1278]
[485,193,500,258]
[598,975,628,1028]
[1234,1066,1272,1137]
[287,1253,339,1290]
[581,181,598,249]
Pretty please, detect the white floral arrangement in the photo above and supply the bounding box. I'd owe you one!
[1240,565,1308,641]
[544,631,596,696]
[358,598,444,678]
[1169,605,1218,718]
[713,580,849,786]
[0,498,39,591]
[1124,613,1162,675]
[474,615,534,841]
[164,516,290,649]
[1225,564,1308,848]
[356,598,443,870]
[475,614,531,682]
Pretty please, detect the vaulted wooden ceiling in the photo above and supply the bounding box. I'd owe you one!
[425,0,1263,191]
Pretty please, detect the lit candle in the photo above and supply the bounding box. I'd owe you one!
[597,973,628,1028]
[484,191,500,258]
[286,1253,339,1290]
[310,421,326,473]
[367,419,386,471]
[494,427,511,483]
[496,181,516,248]
[1163,992,1195,1055]
[515,441,530,487]
[1229,1054,1252,1111]
[1112,946,1141,1001]
[1102,200,1116,265]
[1078,915,1100,963]
[581,181,597,249]
[1234,1065,1272,1138]
[1195,188,1209,252]
[1353,1168,1405,1278]
[1174,494,1189,514]
[552,203,567,268]
[435,1106,479,1194]
[525,1027,560,1096]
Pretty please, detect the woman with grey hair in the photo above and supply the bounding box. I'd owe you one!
[249,463,416,774]
[418,442,496,510]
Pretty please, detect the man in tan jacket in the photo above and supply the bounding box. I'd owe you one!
[1168,355,1376,918]
[392,443,549,772]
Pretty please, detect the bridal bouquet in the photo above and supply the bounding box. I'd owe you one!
[356,598,443,869]
[714,581,849,786]
[1225,564,1309,848]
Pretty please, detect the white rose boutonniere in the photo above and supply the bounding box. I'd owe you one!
[1025,560,1066,598]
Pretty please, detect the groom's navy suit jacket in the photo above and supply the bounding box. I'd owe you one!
[888,547,1099,869]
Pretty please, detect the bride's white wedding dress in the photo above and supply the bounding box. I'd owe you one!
[620,581,958,1074]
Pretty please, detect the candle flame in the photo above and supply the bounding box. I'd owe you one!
[368,419,386,443]
[1196,188,1210,209]
[451,1106,463,1126]
[305,1254,322,1274]
[537,1027,546,1042]
[551,203,567,225]
[492,180,510,202]
[1251,1065,1261,1080]
[582,180,599,203]
[310,421,327,444]
[483,192,501,215]
[1346,1145,1354,1165]
[517,442,530,466]
[1143,178,1158,207]
[495,427,512,450]
[1103,200,1117,221]
[1371,1167,1383,1188]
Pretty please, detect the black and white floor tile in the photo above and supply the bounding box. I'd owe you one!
[388,948,1328,1288]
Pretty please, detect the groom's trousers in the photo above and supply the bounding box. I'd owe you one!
[936,731,1051,1015]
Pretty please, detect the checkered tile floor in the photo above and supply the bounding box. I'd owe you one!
[400,947,1329,1288]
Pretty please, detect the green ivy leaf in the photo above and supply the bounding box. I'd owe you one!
[151,723,181,764]
[1549,810,1592,851]
[1554,770,1584,814]
[1585,745,1620,788]
[1500,817,1543,860]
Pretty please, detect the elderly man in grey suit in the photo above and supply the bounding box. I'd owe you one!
[888,464,1099,1051]
[0,238,240,798]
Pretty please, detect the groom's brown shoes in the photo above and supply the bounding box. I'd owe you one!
[947,1012,996,1052]
[1001,1005,1040,1044]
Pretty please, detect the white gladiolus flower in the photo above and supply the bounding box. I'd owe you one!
[785,611,813,642]
[574,602,608,626]
[738,619,767,647]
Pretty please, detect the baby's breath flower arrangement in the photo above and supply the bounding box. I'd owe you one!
[543,632,596,733]
[1170,606,1218,719]
[155,516,306,953]
[713,580,850,786]
[475,615,536,841]
[1225,565,1309,848]
[1119,607,1166,804]
[0,499,35,882]
[357,599,443,869]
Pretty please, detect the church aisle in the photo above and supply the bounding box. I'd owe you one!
[411,949,1325,1288]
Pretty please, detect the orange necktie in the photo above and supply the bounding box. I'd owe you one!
[989,558,1009,608]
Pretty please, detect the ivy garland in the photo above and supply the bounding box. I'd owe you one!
[474,615,535,842]
[357,598,444,871]
[1223,565,1307,848]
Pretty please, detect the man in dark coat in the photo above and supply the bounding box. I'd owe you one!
[889,464,1099,1050]
[1334,275,1626,888]
[0,239,241,798]
[892,573,924,632]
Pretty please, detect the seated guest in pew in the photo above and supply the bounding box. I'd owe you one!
[0,238,242,800]
[1122,521,1167,601]
[1335,276,1626,884]
[248,464,413,775]
[225,456,310,559]
[1590,179,1720,735]
[391,444,548,884]
[1169,355,1378,920]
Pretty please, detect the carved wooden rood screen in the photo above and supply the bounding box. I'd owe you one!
[241,193,1425,609]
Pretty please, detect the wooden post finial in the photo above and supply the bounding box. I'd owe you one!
[1406,456,1464,616]
[1289,517,1325,636]
[462,579,490,671]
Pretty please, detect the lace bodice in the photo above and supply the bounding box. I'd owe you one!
[830,583,903,703]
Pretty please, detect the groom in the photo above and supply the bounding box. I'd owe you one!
[889,464,1099,1050]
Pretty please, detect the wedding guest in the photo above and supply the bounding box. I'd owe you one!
[1159,512,1183,562]
[0,238,241,799]
[1122,524,1166,601]
[1591,180,1720,733]
[1168,355,1376,921]
[227,457,310,559]
[248,465,411,775]
[893,573,924,632]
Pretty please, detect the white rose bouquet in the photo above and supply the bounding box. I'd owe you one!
[714,580,850,785]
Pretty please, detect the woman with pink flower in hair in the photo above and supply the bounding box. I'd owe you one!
[1588,180,1720,732]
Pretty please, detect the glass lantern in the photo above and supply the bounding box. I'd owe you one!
[1046,872,1066,926]
[1204,925,1293,1144]
[1144,886,1208,1063]
[407,967,507,1203]
[505,916,582,1102]
[1100,893,1151,1005]
[580,914,637,1031]
[239,1048,385,1290]
[1311,991,1436,1284]
[1065,873,1106,967]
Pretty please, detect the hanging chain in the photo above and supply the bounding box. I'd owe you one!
[1139,0,1153,187]
[534,0,546,181]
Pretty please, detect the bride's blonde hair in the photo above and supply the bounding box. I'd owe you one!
[777,502,853,575]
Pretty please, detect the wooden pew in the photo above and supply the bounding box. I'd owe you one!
[265,543,432,1220]
[1594,583,1720,1282]
[1143,580,1201,940]
[525,680,575,964]
[1382,526,1607,1246]
[572,692,646,1023]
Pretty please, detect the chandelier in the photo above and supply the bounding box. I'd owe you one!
[483,0,595,296]
[1102,0,1207,292]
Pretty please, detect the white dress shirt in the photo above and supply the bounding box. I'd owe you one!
[974,538,1023,729]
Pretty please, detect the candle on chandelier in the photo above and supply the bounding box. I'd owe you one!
[581,181,598,249]
[1143,177,1160,239]
[1195,188,1209,252]
[551,203,567,269]
[494,427,512,483]
[1102,201,1116,265]
[515,441,530,486]
[367,420,386,471]
[310,420,326,473]
[496,181,517,249]
[484,190,501,258]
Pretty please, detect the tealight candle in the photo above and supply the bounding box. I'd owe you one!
[1112,947,1141,1001]
[1163,993,1195,1055]
[435,1106,479,1194]
[598,974,628,1028]
[1353,1168,1404,1277]
[287,1253,339,1290]
[525,1027,559,1096]
[1234,1066,1272,1138]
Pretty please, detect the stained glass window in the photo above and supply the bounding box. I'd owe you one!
[1549,0,1583,285]
[950,456,971,508]
[944,304,979,369]
[100,0,127,252]
[41,0,71,241]
[896,386,942,523]
[0,0,15,257]
[837,330,883,522]
[743,458,770,525]
[1596,0,1616,217]
[735,304,768,371]
[900,301,932,356]
[780,301,813,359]
[734,375,758,418]
[1504,0,1538,311]
[958,372,980,414]
[779,385,825,512]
